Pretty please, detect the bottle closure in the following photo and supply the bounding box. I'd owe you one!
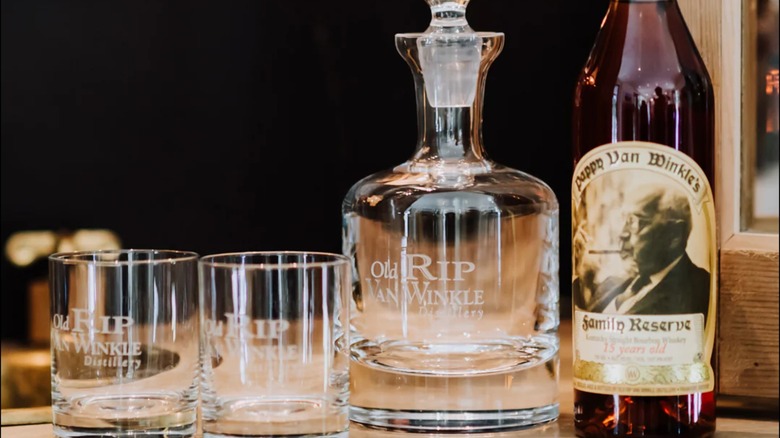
[428,0,469,28]
[418,1,481,108]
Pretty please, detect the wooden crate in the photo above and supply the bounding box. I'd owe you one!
[680,0,780,406]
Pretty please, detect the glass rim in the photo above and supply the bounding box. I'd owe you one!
[49,249,199,265]
[199,250,351,270]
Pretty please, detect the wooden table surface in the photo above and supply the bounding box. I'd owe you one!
[3,321,777,437]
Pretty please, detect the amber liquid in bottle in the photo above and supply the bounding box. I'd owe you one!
[572,1,715,437]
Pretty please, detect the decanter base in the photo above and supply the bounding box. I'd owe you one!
[349,404,559,433]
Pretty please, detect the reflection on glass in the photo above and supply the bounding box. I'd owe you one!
[746,0,780,232]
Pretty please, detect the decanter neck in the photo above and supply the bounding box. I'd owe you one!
[396,32,504,166]
[417,104,478,162]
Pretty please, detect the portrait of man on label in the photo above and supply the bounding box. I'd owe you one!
[573,173,711,323]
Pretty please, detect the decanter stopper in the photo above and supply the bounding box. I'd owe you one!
[418,0,481,108]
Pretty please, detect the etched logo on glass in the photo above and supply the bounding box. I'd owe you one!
[52,309,142,370]
[204,315,299,361]
[366,254,484,320]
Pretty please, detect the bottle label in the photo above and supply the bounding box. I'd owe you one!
[571,141,716,396]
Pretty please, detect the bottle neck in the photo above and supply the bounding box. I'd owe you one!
[396,32,504,169]
[574,0,712,168]
[598,0,691,77]
[412,75,485,163]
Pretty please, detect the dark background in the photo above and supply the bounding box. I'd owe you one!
[1,0,608,342]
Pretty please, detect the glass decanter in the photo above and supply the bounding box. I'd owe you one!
[342,0,560,431]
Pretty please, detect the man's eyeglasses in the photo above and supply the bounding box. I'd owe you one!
[623,213,653,234]
[623,213,685,234]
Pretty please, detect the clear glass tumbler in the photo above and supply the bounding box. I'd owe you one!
[49,249,200,437]
[199,251,351,437]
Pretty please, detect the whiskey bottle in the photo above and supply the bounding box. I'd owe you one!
[342,0,560,432]
[572,0,716,437]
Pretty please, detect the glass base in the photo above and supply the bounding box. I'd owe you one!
[204,432,348,438]
[349,404,559,433]
[201,395,348,437]
[53,423,196,437]
[352,339,555,376]
[52,393,196,437]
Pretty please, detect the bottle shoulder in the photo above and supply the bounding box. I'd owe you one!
[576,50,712,99]
[576,3,712,96]
[343,162,559,211]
